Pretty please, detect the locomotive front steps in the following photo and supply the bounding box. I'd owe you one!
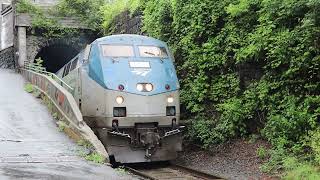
[20,68,110,163]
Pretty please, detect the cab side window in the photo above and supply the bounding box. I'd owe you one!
[70,58,78,71]
[63,63,71,77]
[62,57,79,78]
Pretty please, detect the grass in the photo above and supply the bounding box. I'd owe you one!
[24,83,34,93]
[257,146,268,159]
[77,139,104,164]
[84,152,105,164]
[283,157,320,180]
[248,134,260,144]
[57,121,67,132]
[77,139,94,149]
[116,167,127,174]
[52,112,58,119]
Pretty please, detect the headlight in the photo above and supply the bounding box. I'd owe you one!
[137,84,144,92]
[167,97,174,103]
[116,96,124,104]
[137,83,154,92]
[145,83,153,92]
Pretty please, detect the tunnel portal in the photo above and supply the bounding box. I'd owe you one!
[35,44,79,73]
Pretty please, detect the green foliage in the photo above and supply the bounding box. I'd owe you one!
[248,134,260,144]
[77,139,94,149]
[142,0,173,41]
[20,0,320,174]
[52,112,58,119]
[31,58,46,73]
[262,96,319,150]
[85,152,105,164]
[283,157,320,180]
[57,0,104,30]
[16,0,41,14]
[57,121,67,132]
[260,148,288,173]
[257,146,268,159]
[100,0,141,31]
[24,83,34,93]
[77,138,103,164]
[115,0,320,173]
[116,167,127,174]
[305,128,320,165]
[136,0,320,148]
[16,0,79,38]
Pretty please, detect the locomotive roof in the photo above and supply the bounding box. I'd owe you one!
[95,34,167,46]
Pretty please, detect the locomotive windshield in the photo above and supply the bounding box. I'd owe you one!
[138,46,168,58]
[102,45,135,57]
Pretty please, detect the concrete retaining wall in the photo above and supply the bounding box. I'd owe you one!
[21,69,109,162]
[0,46,14,68]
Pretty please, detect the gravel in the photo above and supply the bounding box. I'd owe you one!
[173,139,277,180]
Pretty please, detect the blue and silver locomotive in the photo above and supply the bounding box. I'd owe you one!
[56,34,183,164]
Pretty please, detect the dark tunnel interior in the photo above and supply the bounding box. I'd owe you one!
[35,44,79,73]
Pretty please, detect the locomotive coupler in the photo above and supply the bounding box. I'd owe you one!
[140,131,161,158]
[134,123,161,158]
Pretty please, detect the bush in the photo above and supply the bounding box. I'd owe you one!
[60,0,320,174]
[283,157,320,180]
[16,0,80,38]
[262,96,319,149]
[57,0,104,30]
[100,0,141,32]
[307,128,320,165]
[137,0,320,173]
[85,152,105,164]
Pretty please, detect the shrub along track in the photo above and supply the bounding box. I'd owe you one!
[124,163,224,180]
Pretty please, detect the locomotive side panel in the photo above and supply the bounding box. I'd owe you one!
[81,68,107,119]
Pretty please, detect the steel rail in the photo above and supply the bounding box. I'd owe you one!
[171,164,225,180]
[123,163,224,180]
[123,166,157,180]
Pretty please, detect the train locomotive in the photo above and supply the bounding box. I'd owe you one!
[56,34,183,164]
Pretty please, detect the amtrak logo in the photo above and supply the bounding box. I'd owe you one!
[131,69,151,76]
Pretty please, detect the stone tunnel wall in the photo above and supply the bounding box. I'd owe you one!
[26,33,95,63]
[24,31,98,73]
[0,46,14,68]
[27,35,85,62]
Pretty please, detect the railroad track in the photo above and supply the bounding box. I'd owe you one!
[124,163,224,180]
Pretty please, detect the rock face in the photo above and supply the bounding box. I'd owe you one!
[0,46,14,68]
[109,10,143,35]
